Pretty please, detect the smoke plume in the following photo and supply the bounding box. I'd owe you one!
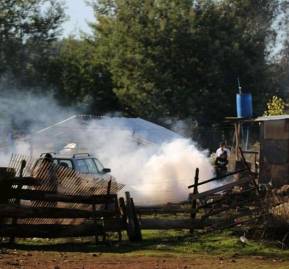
[0,91,214,205]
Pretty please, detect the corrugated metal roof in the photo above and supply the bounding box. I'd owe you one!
[34,115,182,145]
[255,115,289,121]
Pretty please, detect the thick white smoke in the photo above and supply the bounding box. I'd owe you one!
[130,139,214,204]
[74,120,215,204]
[0,92,215,205]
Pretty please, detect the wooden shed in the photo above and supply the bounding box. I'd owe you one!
[257,115,289,187]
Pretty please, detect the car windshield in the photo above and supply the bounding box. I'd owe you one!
[74,158,102,174]
[85,158,99,173]
[35,154,106,175]
[74,159,89,173]
[94,158,104,172]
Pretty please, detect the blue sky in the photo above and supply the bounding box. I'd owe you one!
[63,0,95,36]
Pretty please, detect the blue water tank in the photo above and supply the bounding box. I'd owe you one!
[236,93,253,118]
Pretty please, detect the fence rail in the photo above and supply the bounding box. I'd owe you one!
[0,148,265,243]
[0,156,126,243]
[132,147,263,234]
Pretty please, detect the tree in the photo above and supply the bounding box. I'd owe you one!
[49,38,119,114]
[90,0,283,124]
[264,96,286,116]
[0,0,65,87]
[91,0,196,119]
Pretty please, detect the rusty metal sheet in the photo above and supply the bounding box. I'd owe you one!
[263,140,289,164]
[270,164,289,187]
[264,120,289,140]
[259,163,271,184]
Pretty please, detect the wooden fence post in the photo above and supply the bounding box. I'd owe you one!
[125,192,142,242]
[238,147,259,193]
[103,179,112,242]
[190,168,199,233]
[105,180,112,210]
[0,167,15,243]
[119,197,127,239]
[114,196,122,242]
[130,197,142,241]
[10,160,26,244]
[125,192,134,241]
[92,202,99,244]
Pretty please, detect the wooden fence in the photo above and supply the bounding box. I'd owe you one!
[0,148,266,243]
[131,147,265,234]
[0,168,125,242]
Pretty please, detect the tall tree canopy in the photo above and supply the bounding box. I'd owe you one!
[49,38,120,113]
[0,0,65,86]
[90,0,285,124]
[1,0,288,125]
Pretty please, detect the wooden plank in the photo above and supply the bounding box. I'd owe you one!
[242,151,258,155]
[264,120,289,140]
[190,168,199,233]
[201,206,231,219]
[105,180,112,210]
[103,218,126,232]
[0,221,125,238]
[136,207,191,214]
[124,192,142,241]
[238,147,259,192]
[189,177,251,201]
[7,177,42,186]
[205,210,261,232]
[119,197,127,222]
[7,189,117,204]
[0,168,15,181]
[202,199,255,219]
[10,160,26,244]
[193,187,257,214]
[188,169,248,189]
[130,197,142,241]
[125,192,135,241]
[0,224,103,238]
[140,219,207,230]
[191,168,199,219]
[0,168,16,204]
[119,197,128,239]
[0,204,116,219]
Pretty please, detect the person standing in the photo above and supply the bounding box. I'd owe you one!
[216,142,230,158]
[215,142,230,177]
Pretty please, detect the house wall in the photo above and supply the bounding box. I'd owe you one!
[259,119,289,186]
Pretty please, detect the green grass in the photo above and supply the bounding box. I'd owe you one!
[11,230,289,260]
[113,230,289,259]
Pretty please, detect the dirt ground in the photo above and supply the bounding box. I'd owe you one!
[0,250,289,269]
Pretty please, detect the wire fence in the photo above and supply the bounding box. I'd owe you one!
[7,154,125,225]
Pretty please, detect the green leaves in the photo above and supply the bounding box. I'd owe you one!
[0,0,65,86]
[90,0,279,123]
[50,38,119,114]
[264,96,286,116]
[1,0,283,124]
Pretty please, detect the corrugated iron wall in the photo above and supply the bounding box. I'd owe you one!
[259,120,289,186]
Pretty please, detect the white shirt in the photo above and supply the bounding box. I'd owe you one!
[216,147,230,157]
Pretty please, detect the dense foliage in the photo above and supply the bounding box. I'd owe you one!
[0,0,65,87]
[49,38,119,113]
[264,96,286,116]
[1,0,289,124]
[89,0,288,123]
